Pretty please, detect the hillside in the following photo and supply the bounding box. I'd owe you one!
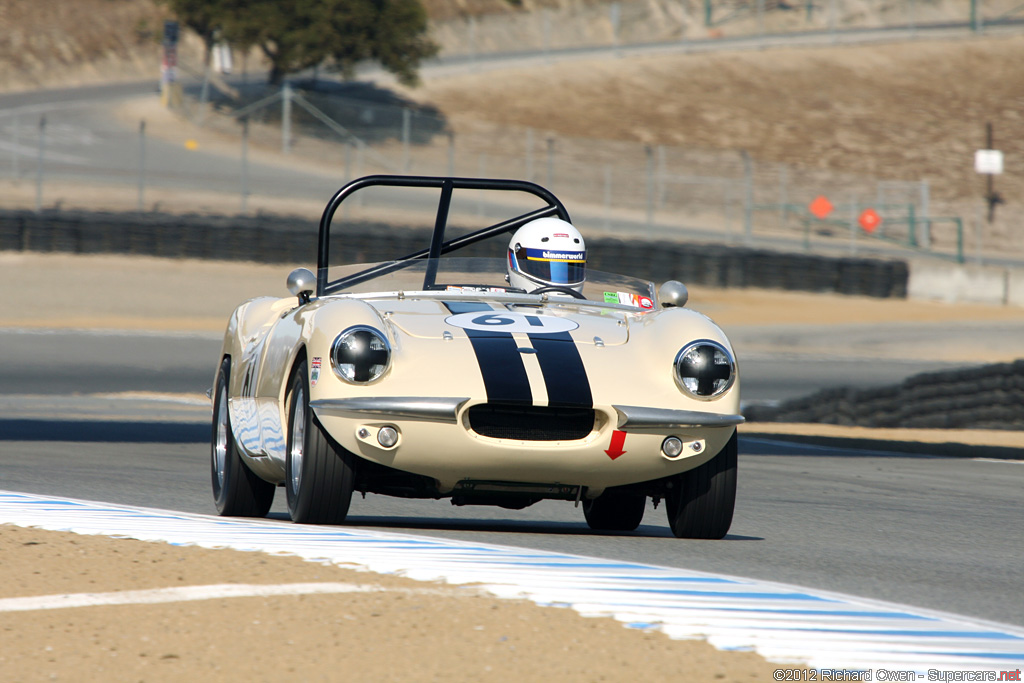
[0,0,1021,250]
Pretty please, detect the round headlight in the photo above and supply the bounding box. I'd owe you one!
[674,340,735,399]
[331,326,391,384]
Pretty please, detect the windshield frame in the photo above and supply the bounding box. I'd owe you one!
[320,257,657,310]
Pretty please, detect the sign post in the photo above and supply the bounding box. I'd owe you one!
[975,122,1004,223]
[161,20,183,108]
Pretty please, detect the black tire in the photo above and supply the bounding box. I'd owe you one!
[285,359,357,524]
[211,358,275,517]
[583,490,646,531]
[666,430,737,539]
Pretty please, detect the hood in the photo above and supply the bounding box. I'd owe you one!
[376,298,631,346]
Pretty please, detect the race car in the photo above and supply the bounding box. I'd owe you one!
[211,175,743,538]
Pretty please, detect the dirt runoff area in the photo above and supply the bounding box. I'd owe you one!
[0,525,785,683]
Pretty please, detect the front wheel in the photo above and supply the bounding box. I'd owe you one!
[285,359,357,524]
[665,430,737,539]
[583,490,646,531]
[211,358,275,517]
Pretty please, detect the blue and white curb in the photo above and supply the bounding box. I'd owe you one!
[2,490,1023,674]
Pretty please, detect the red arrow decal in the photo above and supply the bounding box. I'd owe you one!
[605,430,627,460]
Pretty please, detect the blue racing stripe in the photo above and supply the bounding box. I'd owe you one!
[443,301,532,405]
[528,330,592,408]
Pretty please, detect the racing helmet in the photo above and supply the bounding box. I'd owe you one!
[507,217,587,293]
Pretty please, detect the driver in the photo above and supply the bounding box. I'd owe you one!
[506,217,586,294]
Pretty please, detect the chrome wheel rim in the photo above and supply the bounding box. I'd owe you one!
[214,381,229,489]
[289,384,305,493]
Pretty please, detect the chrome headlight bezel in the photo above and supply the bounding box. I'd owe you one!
[673,339,736,400]
[330,325,391,384]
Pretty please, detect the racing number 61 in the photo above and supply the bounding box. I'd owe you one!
[471,314,544,327]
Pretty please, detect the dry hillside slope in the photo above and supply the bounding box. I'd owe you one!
[1,1,1022,247]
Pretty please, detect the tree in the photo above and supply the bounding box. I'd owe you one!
[162,0,438,86]
[158,0,232,62]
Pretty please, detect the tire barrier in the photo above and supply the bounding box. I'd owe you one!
[744,359,1024,430]
[0,209,908,298]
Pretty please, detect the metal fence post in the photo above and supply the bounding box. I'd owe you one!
[35,115,46,214]
[919,179,930,247]
[545,136,555,189]
[477,153,487,215]
[778,163,788,230]
[955,217,964,264]
[525,128,534,182]
[282,82,292,155]
[344,139,353,183]
[603,165,612,231]
[10,114,18,178]
[137,120,146,213]
[848,198,858,255]
[645,145,655,231]
[469,16,477,69]
[741,150,753,244]
[401,107,411,173]
[828,0,838,43]
[543,10,552,62]
[447,131,455,176]
[610,2,621,52]
[241,117,250,214]
[656,145,666,209]
[907,204,917,247]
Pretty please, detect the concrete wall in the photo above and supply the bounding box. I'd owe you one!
[907,260,1024,307]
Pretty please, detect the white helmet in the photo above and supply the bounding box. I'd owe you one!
[507,217,586,293]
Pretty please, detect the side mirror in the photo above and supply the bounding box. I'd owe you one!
[286,267,316,305]
[658,280,688,308]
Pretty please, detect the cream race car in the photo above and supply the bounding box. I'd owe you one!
[211,176,743,538]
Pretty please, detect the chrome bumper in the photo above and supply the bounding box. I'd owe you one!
[311,397,743,431]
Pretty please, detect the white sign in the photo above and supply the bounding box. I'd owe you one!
[445,312,578,335]
[975,149,1004,175]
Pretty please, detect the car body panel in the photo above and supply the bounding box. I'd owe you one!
[218,289,740,496]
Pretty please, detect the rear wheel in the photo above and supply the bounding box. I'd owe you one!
[285,359,357,524]
[583,490,646,531]
[211,358,275,517]
[666,430,737,539]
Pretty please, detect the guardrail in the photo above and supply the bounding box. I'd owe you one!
[0,208,909,299]
[745,359,1024,429]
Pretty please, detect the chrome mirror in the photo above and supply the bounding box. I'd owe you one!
[658,280,688,308]
[286,267,316,305]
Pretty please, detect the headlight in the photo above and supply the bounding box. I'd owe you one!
[674,340,735,399]
[331,326,391,384]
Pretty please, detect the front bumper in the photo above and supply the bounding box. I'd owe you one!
[310,396,742,494]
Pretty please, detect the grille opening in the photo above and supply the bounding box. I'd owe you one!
[467,404,595,441]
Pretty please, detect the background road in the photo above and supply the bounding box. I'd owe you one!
[0,326,1007,402]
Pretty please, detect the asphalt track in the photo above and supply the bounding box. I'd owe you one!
[0,327,1021,630]
[0,327,974,401]
[2,418,1022,631]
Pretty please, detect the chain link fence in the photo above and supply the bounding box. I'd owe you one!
[193,81,974,262]
[0,73,1003,265]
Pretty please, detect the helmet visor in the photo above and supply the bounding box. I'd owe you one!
[514,246,586,285]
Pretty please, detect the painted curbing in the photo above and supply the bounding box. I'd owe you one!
[1,490,1023,673]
